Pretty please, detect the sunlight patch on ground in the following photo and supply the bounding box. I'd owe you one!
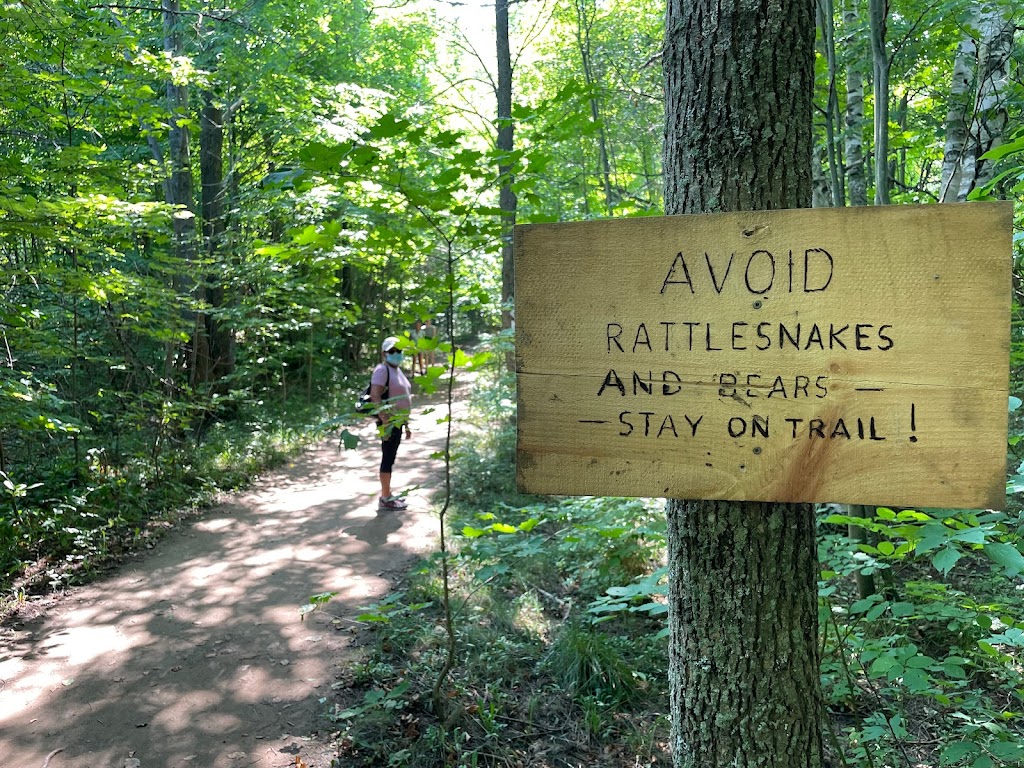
[0,624,140,718]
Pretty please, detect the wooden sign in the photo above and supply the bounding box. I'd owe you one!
[514,203,1012,509]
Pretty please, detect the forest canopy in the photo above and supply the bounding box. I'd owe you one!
[1,0,1023,765]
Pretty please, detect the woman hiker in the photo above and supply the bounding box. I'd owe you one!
[370,335,413,510]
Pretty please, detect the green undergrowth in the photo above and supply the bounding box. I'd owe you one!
[1,392,350,610]
[820,505,1024,768]
[323,370,672,767]
[323,369,1024,768]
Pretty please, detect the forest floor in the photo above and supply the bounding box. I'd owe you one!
[0,384,460,768]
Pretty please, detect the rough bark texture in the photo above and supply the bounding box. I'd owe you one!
[663,0,824,765]
[663,0,814,212]
[496,0,517,345]
[843,0,867,206]
[938,30,978,203]
[666,501,824,768]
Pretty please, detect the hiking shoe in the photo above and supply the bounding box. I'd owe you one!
[379,496,408,510]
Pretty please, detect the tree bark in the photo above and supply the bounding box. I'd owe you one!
[812,141,833,208]
[956,9,1015,201]
[938,29,978,203]
[496,0,517,352]
[662,0,824,764]
[843,0,868,206]
[868,0,890,204]
[197,93,235,385]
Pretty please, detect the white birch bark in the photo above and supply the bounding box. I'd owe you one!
[957,10,1015,200]
[813,142,833,207]
[843,0,868,207]
[938,30,978,202]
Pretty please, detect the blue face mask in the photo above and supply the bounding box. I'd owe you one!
[386,351,403,366]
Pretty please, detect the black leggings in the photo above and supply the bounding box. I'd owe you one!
[380,424,403,473]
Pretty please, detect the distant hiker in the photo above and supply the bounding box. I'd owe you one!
[422,317,438,367]
[371,336,413,510]
[410,320,426,376]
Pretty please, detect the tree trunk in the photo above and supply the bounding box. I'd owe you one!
[848,504,877,599]
[812,142,833,208]
[893,90,908,191]
[843,0,868,206]
[496,0,517,351]
[938,29,978,203]
[197,93,235,385]
[868,0,890,204]
[163,0,197,383]
[817,0,844,206]
[163,0,195,264]
[574,0,615,216]
[956,10,1015,201]
[662,0,824,764]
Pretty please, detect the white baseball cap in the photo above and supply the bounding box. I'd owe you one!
[381,336,400,352]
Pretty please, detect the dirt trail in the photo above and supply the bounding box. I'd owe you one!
[0,390,457,768]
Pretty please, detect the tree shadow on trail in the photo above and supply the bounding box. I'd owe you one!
[0,390,453,768]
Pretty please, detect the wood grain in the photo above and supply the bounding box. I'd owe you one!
[514,203,1012,509]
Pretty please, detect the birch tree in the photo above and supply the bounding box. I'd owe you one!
[939,27,978,202]
[956,8,1016,200]
[844,0,869,205]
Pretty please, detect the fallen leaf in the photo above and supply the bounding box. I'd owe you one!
[227,752,246,760]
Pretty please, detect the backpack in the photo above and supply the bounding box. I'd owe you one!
[356,365,390,415]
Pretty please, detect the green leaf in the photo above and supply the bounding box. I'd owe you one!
[940,741,979,765]
[868,655,898,677]
[951,527,990,545]
[901,667,931,692]
[917,522,953,554]
[984,628,1024,647]
[890,601,916,618]
[981,135,1024,161]
[988,741,1024,761]
[931,546,962,575]
[851,594,883,614]
[984,542,1024,575]
[339,429,360,450]
[356,613,391,623]
[461,525,487,538]
[877,540,896,556]
[866,602,888,621]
